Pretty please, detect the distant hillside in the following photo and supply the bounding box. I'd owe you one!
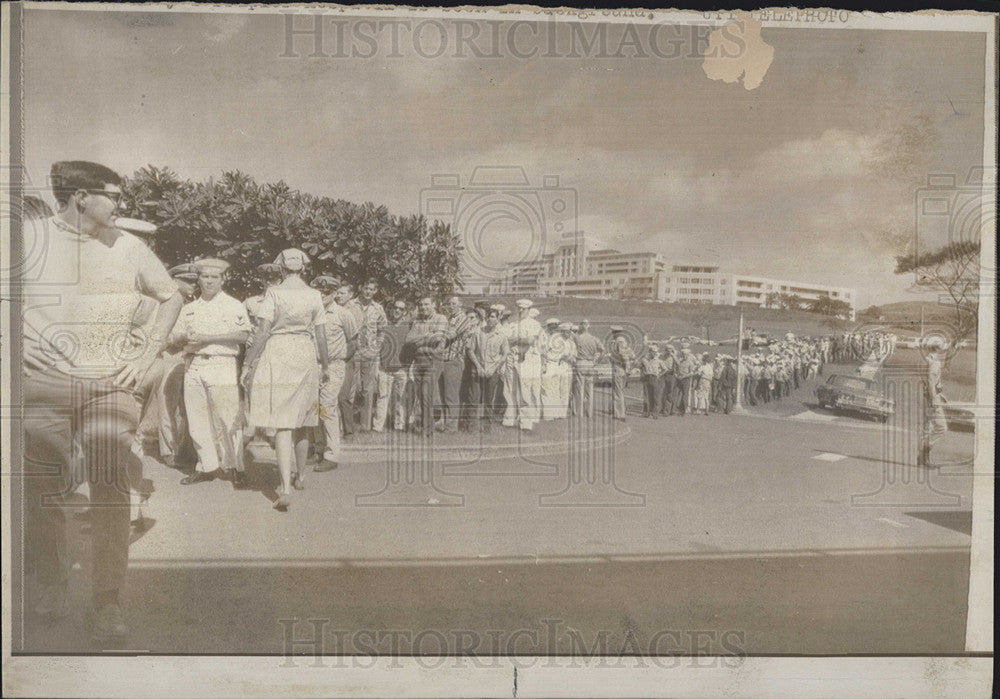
[459,295,851,340]
[856,301,960,337]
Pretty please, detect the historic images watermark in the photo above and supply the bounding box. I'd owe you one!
[279,617,746,668]
[280,14,748,62]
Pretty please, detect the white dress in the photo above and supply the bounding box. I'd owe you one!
[249,281,325,429]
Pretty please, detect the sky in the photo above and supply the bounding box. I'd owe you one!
[20,8,990,308]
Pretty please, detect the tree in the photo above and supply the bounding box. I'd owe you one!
[858,304,882,321]
[807,296,853,320]
[119,166,462,300]
[895,241,980,341]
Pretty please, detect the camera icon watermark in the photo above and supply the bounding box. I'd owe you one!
[420,167,577,286]
[913,168,995,282]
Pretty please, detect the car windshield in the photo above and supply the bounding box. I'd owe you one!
[831,376,872,392]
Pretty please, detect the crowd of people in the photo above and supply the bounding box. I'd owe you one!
[832,330,897,363]
[20,160,908,644]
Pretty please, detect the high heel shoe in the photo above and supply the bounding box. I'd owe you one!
[273,494,291,511]
[292,473,305,491]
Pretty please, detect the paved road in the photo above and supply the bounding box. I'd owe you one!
[14,363,977,655]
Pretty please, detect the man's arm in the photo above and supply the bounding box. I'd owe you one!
[115,291,184,388]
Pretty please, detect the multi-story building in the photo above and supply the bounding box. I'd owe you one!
[487,232,856,319]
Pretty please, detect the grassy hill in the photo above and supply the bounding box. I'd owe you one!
[459,295,850,340]
[855,301,960,338]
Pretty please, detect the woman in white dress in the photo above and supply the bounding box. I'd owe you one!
[693,353,714,415]
[242,249,329,511]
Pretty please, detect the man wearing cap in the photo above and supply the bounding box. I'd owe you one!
[918,338,949,467]
[22,161,184,642]
[404,297,449,436]
[541,319,574,420]
[638,343,667,418]
[571,319,603,419]
[609,326,634,421]
[660,344,678,416]
[498,308,516,424]
[374,300,411,432]
[468,307,509,432]
[172,258,250,485]
[438,296,478,433]
[354,280,388,432]
[674,345,698,416]
[149,264,200,469]
[718,355,738,414]
[311,275,358,470]
[506,299,544,430]
[130,263,199,461]
[334,283,364,436]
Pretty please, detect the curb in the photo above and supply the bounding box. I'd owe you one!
[247,424,633,464]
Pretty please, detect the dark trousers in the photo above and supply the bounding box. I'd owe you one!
[24,369,140,598]
[661,374,676,414]
[338,358,359,435]
[413,359,442,436]
[675,376,691,414]
[720,386,735,414]
[439,357,464,431]
[758,379,770,403]
[642,375,664,416]
[357,358,379,432]
[467,371,501,432]
[458,360,477,431]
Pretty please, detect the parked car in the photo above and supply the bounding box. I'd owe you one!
[815,374,895,422]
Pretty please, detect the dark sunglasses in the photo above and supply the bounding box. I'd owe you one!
[86,189,124,204]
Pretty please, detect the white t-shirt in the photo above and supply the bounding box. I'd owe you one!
[22,217,177,378]
[178,291,250,357]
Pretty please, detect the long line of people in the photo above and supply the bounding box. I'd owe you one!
[135,247,896,513]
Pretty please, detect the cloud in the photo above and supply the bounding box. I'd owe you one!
[204,15,249,44]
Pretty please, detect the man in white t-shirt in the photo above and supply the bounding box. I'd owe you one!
[22,161,183,644]
[172,258,250,485]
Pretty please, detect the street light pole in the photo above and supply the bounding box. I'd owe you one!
[732,310,747,414]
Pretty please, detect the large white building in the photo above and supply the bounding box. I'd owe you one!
[487,231,856,319]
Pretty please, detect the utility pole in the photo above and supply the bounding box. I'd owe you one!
[732,311,747,414]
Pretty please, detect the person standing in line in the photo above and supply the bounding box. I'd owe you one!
[333,283,363,437]
[571,319,603,419]
[355,280,387,432]
[673,346,697,416]
[508,299,544,430]
[173,259,250,486]
[540,317,563,421]
[242,263,283,447]
[718,356,738,414]
[374,300,412,432]
[244,263,283,346]
[639,343,666,419]
[435,296,476,433]
[660,344,678,416]
[243,249,329,510]
[404,297,449,437]
[22,161,183,642]
[693,352,714,415]
[609,326,634,422]
[498,308,516,425]
[554,322,577,419]
[154,264,200,469]
[468,307,510,432]
[309,275,357,472]
[918,338,949,467]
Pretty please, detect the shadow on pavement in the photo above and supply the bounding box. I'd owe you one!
[15,549,970,656]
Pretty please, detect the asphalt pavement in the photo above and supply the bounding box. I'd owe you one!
[13,362,977,655]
